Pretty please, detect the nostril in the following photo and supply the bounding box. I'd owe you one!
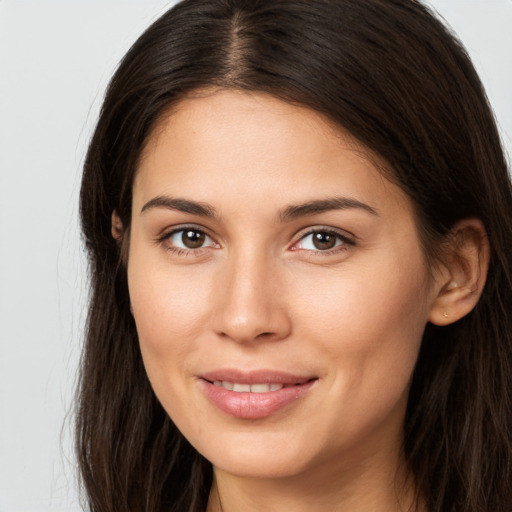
[256,332,275,338]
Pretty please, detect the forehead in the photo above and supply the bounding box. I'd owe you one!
[133,89,410,219]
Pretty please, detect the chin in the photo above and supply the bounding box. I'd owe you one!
[210,450,312,479]
[186,426,330,480]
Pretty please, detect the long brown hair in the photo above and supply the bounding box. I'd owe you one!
[77,1,512,510]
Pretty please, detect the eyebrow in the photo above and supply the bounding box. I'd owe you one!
[140,195,379,221]
[278,197,379,221]
[140,196,217,218]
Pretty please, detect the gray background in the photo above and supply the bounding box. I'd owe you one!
[0,1,511,510]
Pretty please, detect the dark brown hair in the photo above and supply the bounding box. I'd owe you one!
[77,1,512,511]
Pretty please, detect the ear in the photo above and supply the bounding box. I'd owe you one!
[428,219,489,326]
[111,210,124,241]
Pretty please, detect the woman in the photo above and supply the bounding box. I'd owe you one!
[77,1,512,511]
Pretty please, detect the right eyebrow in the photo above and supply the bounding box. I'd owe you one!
[140,196,218,219]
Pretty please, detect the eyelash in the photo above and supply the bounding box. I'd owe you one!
[157,226,355,257]
[291,228,355,255]
[157,225,217,256]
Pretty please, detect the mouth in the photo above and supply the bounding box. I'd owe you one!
[211,381,288,392]
[208,380,314,393]
[198,370,318,419]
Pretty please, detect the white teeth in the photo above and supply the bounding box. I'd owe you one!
[233,383,251,392]
[250,384,270,393]
[212,381,284,393]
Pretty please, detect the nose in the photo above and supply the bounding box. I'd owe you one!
[212,252,292,344]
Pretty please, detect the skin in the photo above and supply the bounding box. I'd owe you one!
[123,89,484,511]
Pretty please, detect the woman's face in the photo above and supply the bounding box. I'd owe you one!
[127,90,441,479]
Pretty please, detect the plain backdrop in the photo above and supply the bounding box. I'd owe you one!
[0,1,511,511]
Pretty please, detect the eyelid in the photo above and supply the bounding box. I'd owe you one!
[294,224,356,240]
[155,223,355,256]
[290,226,356,252]
[156,224,219,252]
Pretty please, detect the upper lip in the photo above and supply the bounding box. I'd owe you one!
[199,369,317,385]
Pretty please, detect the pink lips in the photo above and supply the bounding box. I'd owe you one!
[199,369,317,419]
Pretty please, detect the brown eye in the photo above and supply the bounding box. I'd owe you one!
[294,229,352,252]
[182,230,205,248]
[165,228,216,251]
[312,232,337,250]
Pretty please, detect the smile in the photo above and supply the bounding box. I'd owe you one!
[212,381,286,392]
[199,371,318,419]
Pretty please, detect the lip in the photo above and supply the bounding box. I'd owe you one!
[198,369,318,419]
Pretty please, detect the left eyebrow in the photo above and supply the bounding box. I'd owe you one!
[278,197,379,222]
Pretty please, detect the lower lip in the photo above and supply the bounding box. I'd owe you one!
[199,379,317,419]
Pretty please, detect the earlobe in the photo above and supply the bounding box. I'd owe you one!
[111,210,124,241]
[428,219,489,326]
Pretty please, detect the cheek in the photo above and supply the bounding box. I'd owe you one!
[281,261,429,453]
[295,257,428,333]
[126,248,215,374]
[291,251,430,394]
